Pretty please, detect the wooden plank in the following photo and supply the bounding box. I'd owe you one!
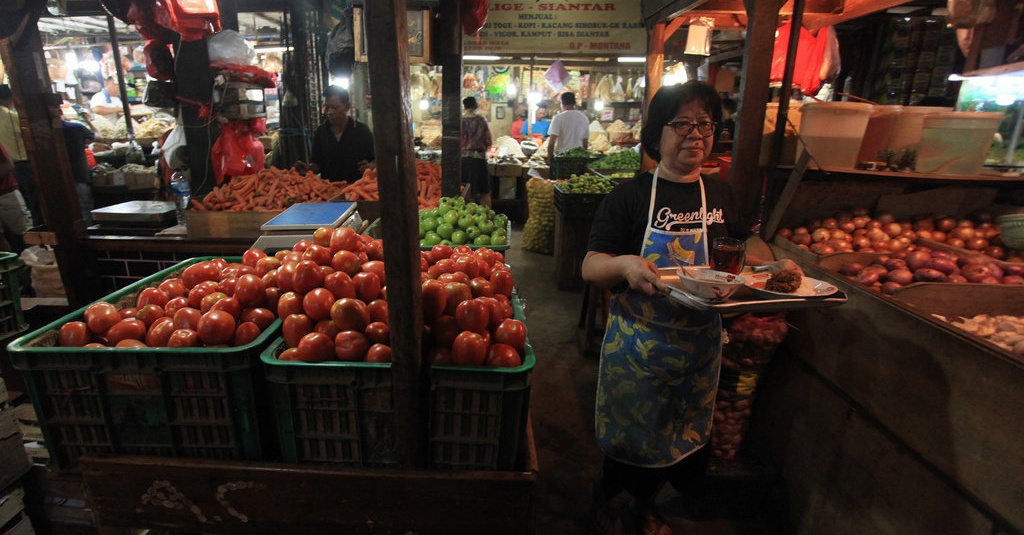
[81,456,537,535]
[762,150,811,239]
[436,0,463,197]
[364,0,427,469]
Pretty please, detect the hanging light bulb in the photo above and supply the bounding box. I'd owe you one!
[419,98,430,111]
[593,100,605,111]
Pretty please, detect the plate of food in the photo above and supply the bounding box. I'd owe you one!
[745,269,838,299]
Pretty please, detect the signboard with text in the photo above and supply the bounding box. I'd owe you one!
[464,1,645,56]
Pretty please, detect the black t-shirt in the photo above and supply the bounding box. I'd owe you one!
[61,121,95,184]
[587,171,746,257]
[310,119,375,182]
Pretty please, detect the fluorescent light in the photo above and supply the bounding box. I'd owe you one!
[80,60,100,73]
[996,94,1016,106]
[618,56,646,63]
[527,91,542,105]
[255,46,292,53]
[64,51,79,70]
[948,74,966,82]
[330,77,350,89]
[506,83,517,97]
[464,55,500,61]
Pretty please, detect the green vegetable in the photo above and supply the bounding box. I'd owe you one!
[560,174,614,194]
[591,150,640,169]
[555,147,598,159]
[418,196,508,247]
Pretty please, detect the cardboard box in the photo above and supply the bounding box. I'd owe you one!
[126,171,158,190]
[93,170,125,187]
[186,210,283,239]
[494,163,523,177]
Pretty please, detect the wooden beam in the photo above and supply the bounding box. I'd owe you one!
[363,0,427,470]
[803,0,909,31]
[436,0,463,197]
[731,0,787,231]
[643,22,667,172]
[769,0,804,167]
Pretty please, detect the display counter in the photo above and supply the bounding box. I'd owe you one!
[748,162,1024,534]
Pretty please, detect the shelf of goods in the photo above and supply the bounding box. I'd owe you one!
[757,166,1024,533]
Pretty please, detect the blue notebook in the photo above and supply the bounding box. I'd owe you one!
[260,202,358,231]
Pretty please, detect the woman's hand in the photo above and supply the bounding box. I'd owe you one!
[621,256,670,297]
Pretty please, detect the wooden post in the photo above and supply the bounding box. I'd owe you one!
[0,12,98,307]
[731,0,787,229]
[769,0,805,168]
[437,0,463,197]
[105,14,135,139]
[643,22,666,172]
[363,1,427,469]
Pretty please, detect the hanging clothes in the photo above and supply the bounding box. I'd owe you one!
[769,21,837,96]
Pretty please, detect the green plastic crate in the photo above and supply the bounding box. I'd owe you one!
[261,296,535,470]
[6,257,280,472]
[0,252,24,339]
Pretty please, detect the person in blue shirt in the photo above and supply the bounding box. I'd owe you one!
[520,104,550,139]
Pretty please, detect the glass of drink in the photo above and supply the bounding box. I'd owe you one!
[710,237,746,274]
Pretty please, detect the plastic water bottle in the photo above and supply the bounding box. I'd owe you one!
[169,168,191,227]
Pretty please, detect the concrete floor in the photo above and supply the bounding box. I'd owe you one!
[504,226,781,535]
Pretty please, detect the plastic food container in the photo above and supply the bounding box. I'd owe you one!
[916,112,1004,175]
[857,105,902,163]
[797,102,874,168]
[888,106,951,154]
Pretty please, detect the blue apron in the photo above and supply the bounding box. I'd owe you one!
[594,169,723,467]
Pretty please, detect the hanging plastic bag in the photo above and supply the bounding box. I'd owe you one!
[162,124,187,169]
[211,119,266,185]
[19,246,66,298]
[206,29,256,66]
[145,39,175,81]
[462,0,488,35]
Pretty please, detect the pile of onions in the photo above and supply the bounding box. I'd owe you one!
[837,246,1024,294]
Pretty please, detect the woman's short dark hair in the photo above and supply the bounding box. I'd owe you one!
[323,86,351,104]
[640,81,723,161]
[463,96,478,110]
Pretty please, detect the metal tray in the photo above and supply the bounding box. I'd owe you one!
[659,268,847,313]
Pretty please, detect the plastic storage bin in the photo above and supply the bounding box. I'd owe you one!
[797,102,874,168]
[888,105,951,154]
[0,252,24,339]
[262,296,535,471]
[760,102,803,166]
[856,105,902,163]
[916,111,1004,175]
[6,257,280,472]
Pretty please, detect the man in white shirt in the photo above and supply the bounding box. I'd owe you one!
[89,77,124,121]
[547,91,590,161]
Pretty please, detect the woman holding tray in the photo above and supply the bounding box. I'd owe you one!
[581,81,799,535]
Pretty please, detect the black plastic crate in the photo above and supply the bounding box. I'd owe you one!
[0,252,24,340]
[554,183,608,220]
[551,156,600,180]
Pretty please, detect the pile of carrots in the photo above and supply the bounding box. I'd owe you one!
[341,159,443,210]
[190,167,348,211]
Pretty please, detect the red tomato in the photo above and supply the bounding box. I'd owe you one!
[422,279,447,320]
[315,319,340,339]
[485,343,522,367]
[292,260,325,294]
[145,317,176,347]
[261,270,278,289]
[352,272,382,303]
[264,287,282,312]
[475,297,504,331]
[430,315,459,349]
[58,321,90,347]
[468,277,494,298]
[167,328,199,347]
[210,296,242,319]
[157,278,187,299]
[135,304,165,327]
[284,252,302,263]
[319,265,335,277]
[438,272,470,285]
[83,342,106,348]
[334,330,370,361]
[237,307,273,331]
[233,274,264,305]
[277,291,304,320]
[255,256,281,276]
[283,314,314,348]
[489,270,514,297]
[452,331,488,366]
[434,258,456,275]
[116,339,147,348]
[426,264,445,280]
[331,298,369,331]
[364,239,384,262]
[329,227,359,253]
[302,288,335,321]
[197,310,236,345]
[173,307,202,331]
[209,258,229,272]
[365,343,392,363]
[218,277,238,296]
[476,258,494,279]
[84,302,121,335]
[187,280,221,309]
[331,249,362,276]
[276,261,298,293]
[366,299,388,324]
[242,247,267,267]
[274,249,290,261]
[455,299,489,334]
[105,320,145,345]
[313,226,333,247]
[323,271,356,299]
[232,322,261,346]
[453,256,479,278]
[164,296,189,316]
[199,291,229,314]
[182,261,220,289]
[293,239,312,253]
[427,346,452,365]
[278,348,300,361]
[361,260,386,285]
[420,252,430,272]
[136,287,169,309]
[296,332,335,362]
[120,307,138,319]
[429,244,453,264]
[494,319,527,350]
[303,244,333,266]
[364,321,390,345]
[443,282,473,316]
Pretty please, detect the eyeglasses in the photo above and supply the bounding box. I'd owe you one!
[665,120,716,137]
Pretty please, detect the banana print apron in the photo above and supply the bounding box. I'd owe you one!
[595,169,723,467]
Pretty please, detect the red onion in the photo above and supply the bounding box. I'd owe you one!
[886,269,915,285]
[914,268,948,282]
[905,250,932,271]
[880,282,902,294]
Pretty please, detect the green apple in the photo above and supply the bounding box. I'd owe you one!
[451,229,467,245]
[465,226,481,240]
[436,222,454,239]
[478,220,495,234]
[473,235,492,246]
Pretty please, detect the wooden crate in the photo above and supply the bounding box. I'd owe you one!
[0,434,29,492]
[186,210,283,239]
[553,211,594,292]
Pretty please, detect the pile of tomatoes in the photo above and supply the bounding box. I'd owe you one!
[59,257,278,348]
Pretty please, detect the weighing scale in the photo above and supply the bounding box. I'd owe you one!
[90,201,177,234]
[250,202,360,251]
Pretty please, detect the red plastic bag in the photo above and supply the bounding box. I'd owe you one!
[145,40,175,81]
[153,0,221,41]
[462,0,488,35]
[127,0,177,42]
[211,119,265,184]
[769,21,832,96]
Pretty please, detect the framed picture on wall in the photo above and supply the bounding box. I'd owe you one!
[354,8,431,64]
[495,106,506,120]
